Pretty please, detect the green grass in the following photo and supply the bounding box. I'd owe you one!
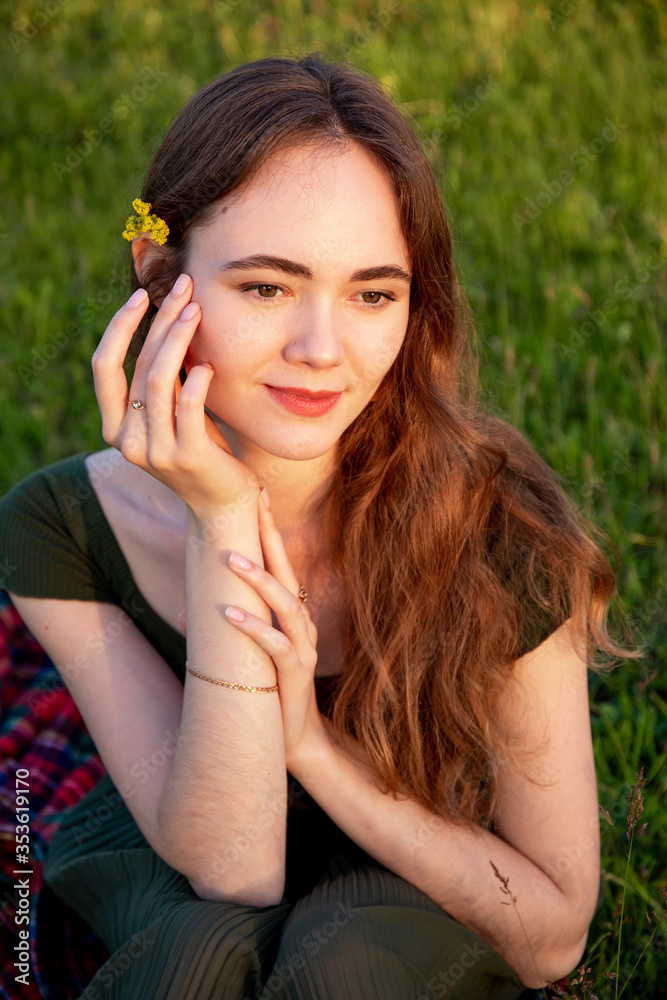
[2,0,666,995]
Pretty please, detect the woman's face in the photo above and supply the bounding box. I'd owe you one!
[183,141,412,463]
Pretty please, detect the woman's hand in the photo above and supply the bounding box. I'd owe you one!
[91,276,259,518]
[222,489,331,771]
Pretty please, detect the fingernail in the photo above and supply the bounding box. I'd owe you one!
[127,288,148,308]
[260,486,270,510]
[172,273,190,296]
[229,551,252,571]
[180,301,200,321]
[225,606,246,622]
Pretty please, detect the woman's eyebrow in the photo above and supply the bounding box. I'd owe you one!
[218,254,412,284]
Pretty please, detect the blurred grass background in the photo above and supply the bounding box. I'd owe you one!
[2,0,666,994]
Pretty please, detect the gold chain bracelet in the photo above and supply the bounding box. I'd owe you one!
[185,662,278,693]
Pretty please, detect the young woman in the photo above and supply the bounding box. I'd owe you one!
[0,52,624,1000]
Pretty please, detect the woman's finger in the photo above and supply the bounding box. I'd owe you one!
[256,499,319,638]
[227,552,317,663]
[174,362,218,456]
[91,289,150,444]
[223,606,317,682]
[128,273,194,402]
[256,490,302,598]
[143,301,203,450]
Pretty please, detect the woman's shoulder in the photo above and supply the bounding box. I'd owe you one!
[0,451,94,528]
[0,450,124,601]
[84,449,186,533]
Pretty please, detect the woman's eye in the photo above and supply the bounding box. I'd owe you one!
[358,291,396,308]
[243,283,281,299]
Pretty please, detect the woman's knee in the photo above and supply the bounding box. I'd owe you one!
[267,910,440,1000]
[83,902,284,1000]
[278,897,360,961]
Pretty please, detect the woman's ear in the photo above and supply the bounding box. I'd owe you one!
[131,236,175,308]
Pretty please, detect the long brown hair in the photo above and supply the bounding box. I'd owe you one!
[127,51,635,827]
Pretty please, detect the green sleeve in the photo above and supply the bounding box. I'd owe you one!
[0,454,116,603]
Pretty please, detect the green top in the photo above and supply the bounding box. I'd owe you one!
[0,451,564,684]
[0,452,349,707]
[0,453,188,675]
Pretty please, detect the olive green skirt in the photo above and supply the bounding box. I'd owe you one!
[43,772,526,1000]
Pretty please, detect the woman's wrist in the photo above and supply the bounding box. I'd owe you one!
[184,490,270,630]
[285,715,336,777]
[185,483,261,540]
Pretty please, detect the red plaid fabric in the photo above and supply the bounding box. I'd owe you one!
[0,593,109,999]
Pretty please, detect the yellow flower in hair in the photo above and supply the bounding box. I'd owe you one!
[122,198,169,245]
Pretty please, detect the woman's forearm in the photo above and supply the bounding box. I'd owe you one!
[290,727,597,988]
[158,494,288,907]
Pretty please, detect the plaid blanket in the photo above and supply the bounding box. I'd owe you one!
[0,592,109,999]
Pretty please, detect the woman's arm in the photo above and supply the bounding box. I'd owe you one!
[285,618,600,988]
[9,504,288,909]
[159,500,288,905]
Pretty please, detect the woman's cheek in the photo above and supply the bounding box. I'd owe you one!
[207,304,267,358]
[360,330,405,387]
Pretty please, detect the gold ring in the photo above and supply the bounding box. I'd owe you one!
[298,586,308,605]
[129,399,146,410]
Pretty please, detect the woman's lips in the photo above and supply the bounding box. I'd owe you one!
[264,385,342,415]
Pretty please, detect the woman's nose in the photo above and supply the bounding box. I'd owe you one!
[282,301,345,369]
